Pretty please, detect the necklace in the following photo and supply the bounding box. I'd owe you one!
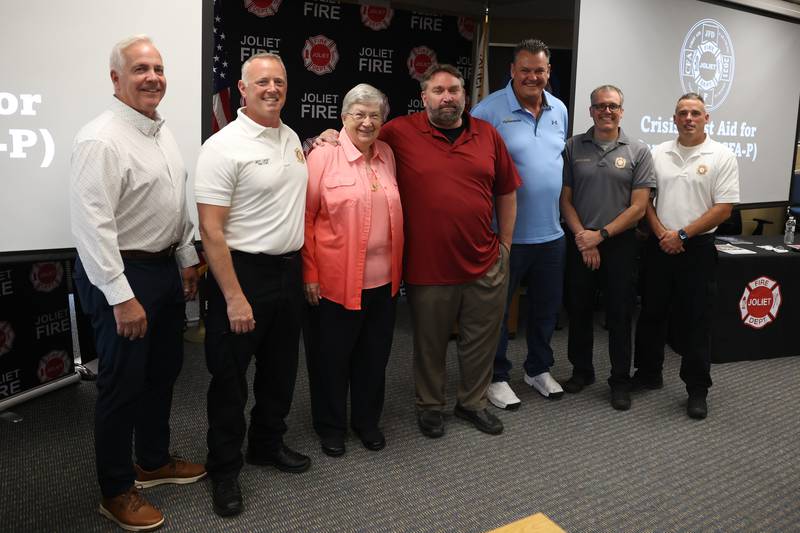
[366,163,380,192]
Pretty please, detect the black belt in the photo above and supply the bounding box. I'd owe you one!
[230,249,299,265]
[120,243,178,260]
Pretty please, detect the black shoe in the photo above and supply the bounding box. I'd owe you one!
[355,429,386,451]
[212,478,243,517]
[687,394,708,420]
[610,388,631,411]
[417,410,444,438]
[453,404,503,435]
[631,373,663,391]
[245,444,311,473]
[563,373,595,394]
[320,437,346,457]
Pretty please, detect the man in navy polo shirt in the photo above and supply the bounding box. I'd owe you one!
[472,39,568,408]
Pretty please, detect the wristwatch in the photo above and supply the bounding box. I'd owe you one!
[599,228,610,241]
[678,228,688,241]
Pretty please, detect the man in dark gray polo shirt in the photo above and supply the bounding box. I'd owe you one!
[560,84,655,410]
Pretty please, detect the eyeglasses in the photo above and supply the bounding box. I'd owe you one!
[346,112,383,123]
[591,103,622,111]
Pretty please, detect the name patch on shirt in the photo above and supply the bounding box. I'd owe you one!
[502,118,522,123]
[574,158,592,163]
[253,158,270,165]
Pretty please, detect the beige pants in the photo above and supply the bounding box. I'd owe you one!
[406,245,509,411]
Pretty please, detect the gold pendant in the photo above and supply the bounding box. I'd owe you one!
[371,182,379,191]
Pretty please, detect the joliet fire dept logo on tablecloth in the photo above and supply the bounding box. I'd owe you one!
[679,18,735,111]
[37,349,70,383]
[0,321,15,356]
[739,276,782,329]
[30,262,63,292]
[303,35,339,75]
[244,0,283,18]
[407,46,437,82]
[361,5,394,31]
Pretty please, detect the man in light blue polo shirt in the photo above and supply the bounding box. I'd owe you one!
[472,39,568,408]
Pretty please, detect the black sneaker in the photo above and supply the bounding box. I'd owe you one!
[687,394,708,419]
[212,478,243,517]
[563,373,595,394]
[245,444,311,473]
[453,404,503,435]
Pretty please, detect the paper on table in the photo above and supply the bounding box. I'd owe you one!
[716,243,757,254]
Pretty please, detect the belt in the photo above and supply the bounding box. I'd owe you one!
[120,243,179,260]
[230,249,299,265]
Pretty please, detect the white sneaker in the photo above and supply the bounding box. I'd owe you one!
[487,381,521,410]
[524,372,564,400]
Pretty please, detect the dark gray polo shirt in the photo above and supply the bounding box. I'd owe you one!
[563,127,655,230]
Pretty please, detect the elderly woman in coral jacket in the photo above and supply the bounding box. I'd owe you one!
[302,83,403,457]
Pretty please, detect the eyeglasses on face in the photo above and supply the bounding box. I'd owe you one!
[345,112,383,123]
[591,103,621,111]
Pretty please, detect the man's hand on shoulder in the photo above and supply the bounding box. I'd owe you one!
[312,129,340,149]
[113,298,148,340]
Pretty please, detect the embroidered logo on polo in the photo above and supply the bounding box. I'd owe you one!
[739,276,781,329]
[680,19,735,111]
[302,35,339,76]
[244,0,283,18]
[295,148,305,163]
[361,6,394,30]
[697,164,709,175]
[551,120,558,126]
[614,157,627,169]
[254,159,270,165]
[407,46,437,82]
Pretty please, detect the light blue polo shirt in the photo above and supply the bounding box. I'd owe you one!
[472,82,568,244]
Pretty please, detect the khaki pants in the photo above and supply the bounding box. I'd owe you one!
[406,245,509,411]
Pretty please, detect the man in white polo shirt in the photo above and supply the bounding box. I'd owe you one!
[195,52,309,517]
[633,92,739,420]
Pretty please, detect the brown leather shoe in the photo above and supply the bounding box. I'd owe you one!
[99,487,164,531]
[135,456,207,489]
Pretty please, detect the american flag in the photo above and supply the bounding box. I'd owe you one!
[212,0,235,132]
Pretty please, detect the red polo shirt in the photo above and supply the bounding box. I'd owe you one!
[380,111,521,285]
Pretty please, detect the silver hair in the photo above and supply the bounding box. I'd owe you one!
[590,84,624,106]
[110,34,155,72]
[341,83,389,121]
[241,52,286,85]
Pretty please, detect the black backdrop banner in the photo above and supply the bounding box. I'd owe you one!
[0,260,74,401]
[212,0,477,148]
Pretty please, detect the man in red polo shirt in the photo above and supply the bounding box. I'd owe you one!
[320,64,520,437]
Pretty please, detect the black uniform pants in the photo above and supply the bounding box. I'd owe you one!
[634,234,716,394]
[565,229,638,389]
[204,251,302,481]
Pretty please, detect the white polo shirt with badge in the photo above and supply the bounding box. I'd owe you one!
[195,108,308,254]
[652,135,740,234]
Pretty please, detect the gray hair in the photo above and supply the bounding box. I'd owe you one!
[110,34,154,72]
[512,39,550,63]
[420,64,464,92]
[341,83,388,121]
[590,85,624,106]
[241,52,286,85]
[677,92,705,106]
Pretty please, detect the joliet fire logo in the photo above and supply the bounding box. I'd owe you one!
[680,19,734,111]
[30,262,63,292]
[37,349,69,383]
[407,46,438,82]
[0,321,15,356]
[361,5,394,31]
[303,35,339,75]
[739,276,781,329]
[244,0,283,18]
[457,17,475,41]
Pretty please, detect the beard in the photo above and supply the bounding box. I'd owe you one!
[427,103,464,128]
